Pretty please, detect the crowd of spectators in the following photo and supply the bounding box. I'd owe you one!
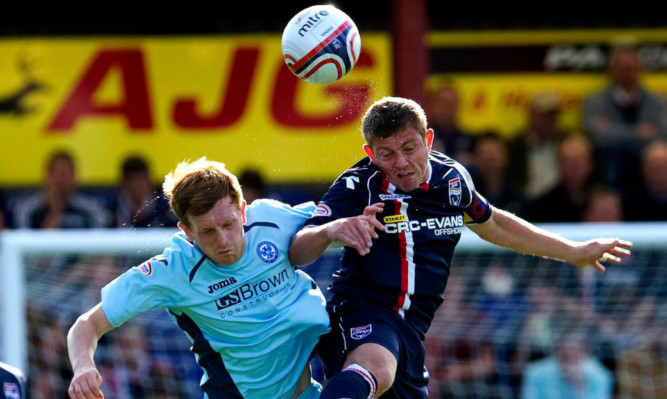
[428,45,667,225]
[2,43,667,399]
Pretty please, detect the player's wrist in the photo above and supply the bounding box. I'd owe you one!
[72,366,98,377]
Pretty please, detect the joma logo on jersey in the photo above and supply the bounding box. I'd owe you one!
[384,215,464,234]
[208,277,238,294]
[215,269,290,310]
[383,215,407,223]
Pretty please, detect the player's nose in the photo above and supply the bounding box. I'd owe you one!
[394,153,410,168]
[214,230,230,247]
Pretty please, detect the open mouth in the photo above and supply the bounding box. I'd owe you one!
[396,171,414,179]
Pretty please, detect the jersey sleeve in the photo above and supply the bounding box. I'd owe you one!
[305,170,366,227]
[454,162,492,224]
[463,192,492,224]
[101,251,182,327]
[247,199,316,238]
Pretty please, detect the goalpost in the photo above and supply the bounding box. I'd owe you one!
[1,222,666,398]
[1,228,176,373]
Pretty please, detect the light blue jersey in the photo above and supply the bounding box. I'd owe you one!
[101,199,330,398]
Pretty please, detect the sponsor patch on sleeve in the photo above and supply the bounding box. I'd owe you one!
[465,193,492,223]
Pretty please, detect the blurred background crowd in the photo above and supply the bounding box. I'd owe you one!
[2,2,667,399]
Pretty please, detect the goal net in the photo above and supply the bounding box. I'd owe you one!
[1,223,666,399]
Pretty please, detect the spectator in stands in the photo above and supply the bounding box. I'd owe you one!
[471,131,525,215]
[508,90,568,200]
[472,264,530,398]
[525,135,599,222]
[426,84,474,167]
[424,273,498,399]
[583,44,667,194]
[238,167,267,205]
[146,356,185,399]
[101,322,150,398]
[474,265,529,344]
[516,283,561,364]
[583,185,625,222]
[29,310,71,398]
[521,326,613,399]
[11,150,110,229]
[623,139,667,221]
[0,361,27,399]
[617,320,667,399]
[114,155,177,228]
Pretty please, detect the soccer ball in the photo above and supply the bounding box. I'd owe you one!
[281,5,361,84]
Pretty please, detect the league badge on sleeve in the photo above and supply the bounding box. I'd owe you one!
[314,203,332,217]
[135,260,153,277]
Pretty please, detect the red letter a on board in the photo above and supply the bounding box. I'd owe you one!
[48,49,153,132]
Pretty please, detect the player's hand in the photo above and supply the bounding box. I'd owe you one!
[68,367,104,399]
[572,238,633,272]
[327,202,385,255]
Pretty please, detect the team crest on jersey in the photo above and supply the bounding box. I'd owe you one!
[314,204,332,217]
[350,324,372,340]
[3,383,19,399]
[256,241,279,263]
[379,194,411,200]
[448,178,462,206]
[136,260,153,276]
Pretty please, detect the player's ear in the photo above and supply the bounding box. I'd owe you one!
[241,200,247,224]
[426,128,434,152]
[178,221,194,242]
[363,144,374,160]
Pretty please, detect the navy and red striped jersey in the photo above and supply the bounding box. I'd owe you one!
[307,151,492,338]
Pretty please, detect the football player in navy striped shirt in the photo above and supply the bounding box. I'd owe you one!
[289,97,633,399]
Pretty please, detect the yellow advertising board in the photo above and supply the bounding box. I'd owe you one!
[426,29,667,137]
[0,35,392,186]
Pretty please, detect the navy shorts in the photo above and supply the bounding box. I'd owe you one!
[317,296,429,399]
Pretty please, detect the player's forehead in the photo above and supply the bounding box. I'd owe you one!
[188,197,241,229]
[372,127,424,151]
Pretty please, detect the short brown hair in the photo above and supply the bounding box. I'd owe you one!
[47,150,75,173]
[162,157,242,227]
[361,97,428,145]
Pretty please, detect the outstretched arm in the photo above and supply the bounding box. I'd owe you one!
[467,207,632,271]
[67,303,114,399]
[289,203,385,266]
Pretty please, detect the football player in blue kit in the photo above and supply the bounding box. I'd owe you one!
[289,97,633,399]
[67,158,330,399]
